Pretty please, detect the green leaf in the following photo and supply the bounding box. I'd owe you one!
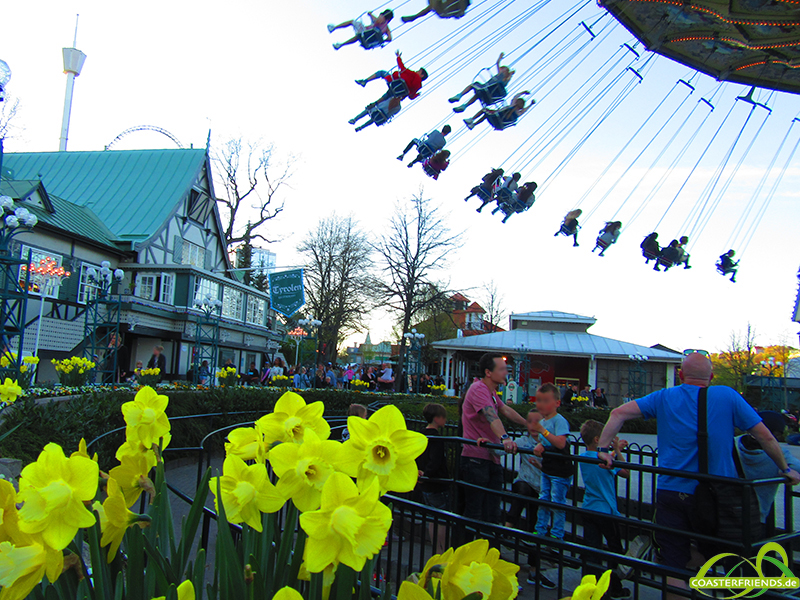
[334,565,356,600]
[287,528,307,589]
[125,526,145,600]
[359,557,375,600]
[142,533,180,590]
[214,476,247,600]
[310,572,324,600]
[87,510,112,600]
[274,503,298,590]
[174,467,212,575]
[191,548,206,599]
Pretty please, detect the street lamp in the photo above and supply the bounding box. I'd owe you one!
[194,293,223,317]
[627,354,649,400]
[192,293,222,385]
[87,261,124,297]
[298,318,321,365]
[403,328,426,393]
[21,257,71,375]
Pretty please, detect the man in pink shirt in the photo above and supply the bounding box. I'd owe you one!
[461,353,528,523]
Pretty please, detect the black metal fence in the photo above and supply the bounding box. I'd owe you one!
[88,412,800,599]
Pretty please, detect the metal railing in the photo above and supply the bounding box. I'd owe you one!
[88,412,800,599]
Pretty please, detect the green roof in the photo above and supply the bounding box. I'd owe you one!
[0,180,119,250]
[2,149,207,241]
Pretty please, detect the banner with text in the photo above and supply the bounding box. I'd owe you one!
[268,269,305,317]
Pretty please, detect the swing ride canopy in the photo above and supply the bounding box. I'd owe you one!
[600,0,800,95]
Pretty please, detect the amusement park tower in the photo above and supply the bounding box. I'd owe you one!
[58,16,86,152]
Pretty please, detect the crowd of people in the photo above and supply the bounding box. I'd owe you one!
[407,352,800,596]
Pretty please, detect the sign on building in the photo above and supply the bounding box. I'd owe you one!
[268,269,305,317]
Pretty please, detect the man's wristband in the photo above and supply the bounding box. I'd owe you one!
[596,447,611,454]
[782,467,792,475]
[541,429,550,437]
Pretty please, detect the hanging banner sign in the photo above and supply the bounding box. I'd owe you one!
[268,269,305,317]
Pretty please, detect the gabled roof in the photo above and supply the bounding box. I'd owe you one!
[466,302,485,313]
[510,310,597,326]
[431,329,683,362]
[0,180,119,251]
[451,293,470,303]
[2,149,207,241]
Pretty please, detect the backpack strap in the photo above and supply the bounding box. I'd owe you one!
[696,387,709,475]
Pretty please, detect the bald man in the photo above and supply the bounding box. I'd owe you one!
[596,352,800,595]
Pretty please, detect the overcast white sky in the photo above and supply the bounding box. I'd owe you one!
[2,0,799,354]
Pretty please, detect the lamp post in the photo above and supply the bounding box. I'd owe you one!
[758,357,784,410]
[21,257,71,378]
[298,318,321,366]
[193,293,222,385]
[403,328,426,393]
[627,354,649,401]
[84,261,124,384]
[0,195,38,383]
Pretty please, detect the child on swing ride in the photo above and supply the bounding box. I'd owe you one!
[328,10,393,50]
[355,50,428,101]
[449,52,515,113]
[464,92,532,130]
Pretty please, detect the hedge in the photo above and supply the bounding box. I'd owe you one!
[0,387,655,468]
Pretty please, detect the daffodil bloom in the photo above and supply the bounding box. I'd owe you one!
[70,438,98,463]
[209,456,285,532]
[271,587,304,600]
[434,539,519,600]
[299,472,391,573]
[397,581,435,600]
[0,378,22,405]
[95,492,151,563]
[571,571,611,600]
[298,561,337,600]
[115,439,159,465]
[269,429,342,512]
[0,479,29,545]
[17,443,99,550]
[108,452,157,508]
[224,426,261,462]
[121,386,171,448]
[0,541,49,600]
[255,392,330,450]
[338,405,427,494]
[152,580,195,600]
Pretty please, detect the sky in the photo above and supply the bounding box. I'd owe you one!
[2,0,799,355]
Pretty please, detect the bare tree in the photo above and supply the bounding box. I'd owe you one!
[0,97,20,175]
[213,137,293,247]
[299,214,379,364]
[374,194,461,391]
[481,280,506,332]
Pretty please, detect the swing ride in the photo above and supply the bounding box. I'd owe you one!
[327,0,800,281]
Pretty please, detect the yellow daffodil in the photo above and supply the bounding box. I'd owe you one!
[17,443,98,550]
[255,392,330,450]
[0,379,22,405]
[108,452,157,508]
[115,439,159,465]
[70,438,98,463]
[571,571,611,600]
[121,386,171,448]
[269,429,342,512]
[0,480,29,545]
[224,426,261,462]
[94,491,151,563]
[0,541,49,600]
[22,356,39,365]
[151,580,195,600]
[209,456,285,532]
[271,587,304,600]
[398,581,435,600]
[299,472,391,573]
[338,405,427,494]
[437,539,519,600]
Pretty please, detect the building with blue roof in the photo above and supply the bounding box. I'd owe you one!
[0,147,281,382]
[431,310,683,406]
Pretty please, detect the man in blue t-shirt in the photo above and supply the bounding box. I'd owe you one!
[597,352,800,595]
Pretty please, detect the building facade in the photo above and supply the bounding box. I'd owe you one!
[431,310,683,406]
[1,148,282,383]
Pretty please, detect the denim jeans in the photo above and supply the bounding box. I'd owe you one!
[460,457,504,524]
[535,473,572,539]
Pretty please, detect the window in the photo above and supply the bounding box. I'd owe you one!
[135,274,158,301]
[246,296,265,325]
[78,263,101,304]
[182,241,206,269]
[160,273,175,305]
[222,287,244,320]
[194,278,220,304]
[19,245,63,296]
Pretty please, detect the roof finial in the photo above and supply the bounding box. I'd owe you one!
[73,14,79,48]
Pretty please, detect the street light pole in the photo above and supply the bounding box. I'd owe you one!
[403,328,425,393]
[21,257,71,378]
[298,318,321,367]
